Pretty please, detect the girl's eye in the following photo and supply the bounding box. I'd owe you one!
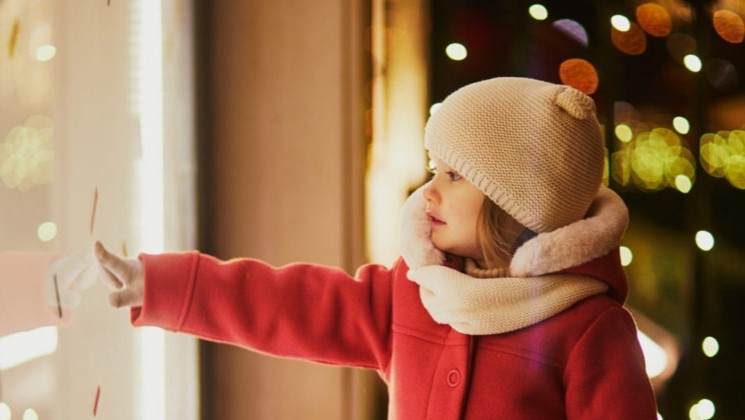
[446,171,462,181]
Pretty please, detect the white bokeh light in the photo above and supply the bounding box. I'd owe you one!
[695,230,715,251]
[445,42,468,61]
[0,403,11,420]
[611,14,631,31]
[684,54,703,72]
[37,221,58,242]
[702,336,719,357]
[619,246,633,266]
[528,4,548,21]
[689,398,716,420]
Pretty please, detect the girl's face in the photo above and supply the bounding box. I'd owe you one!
[423,158,486,264]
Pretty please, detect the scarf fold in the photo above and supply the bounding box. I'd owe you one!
[407,266,608,335]
[400,185,628,335]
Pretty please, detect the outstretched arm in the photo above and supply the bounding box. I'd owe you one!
[95,241,396,370]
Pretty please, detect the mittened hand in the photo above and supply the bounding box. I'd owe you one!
[95,241,145,308]
[44,243,100,315]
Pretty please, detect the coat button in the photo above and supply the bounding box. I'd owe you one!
[447,369,461,387]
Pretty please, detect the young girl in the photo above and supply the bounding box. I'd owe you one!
[95,77,658,419]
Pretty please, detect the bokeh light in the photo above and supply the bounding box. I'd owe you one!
[615,124,634,143]
[637,330,668,378]
[712,9,745,44]
[666,33,697,63]
[672,116,690,135]
[37,221,57,242]
[553,19,588,46]
[675,174,692,193]
[558,58,598,94]
[22,408,39,420]
[695,230,715,251]
[706,58,739,92]
[636,3,672,37]
[445,42,468,61]
[0,115,55,191]
[0,403,10,420]
[702,336,720,357]
[611,14,631,32]
[619,246,633,266]
[699,130,745,189]
[689,398,716,420]
[36,44,57,61]
[612,127,696,191]
[612,22,647,55]
[684,54,702,72]
[528,4,548,21]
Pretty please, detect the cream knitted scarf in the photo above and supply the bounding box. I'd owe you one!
[400,185,629,335]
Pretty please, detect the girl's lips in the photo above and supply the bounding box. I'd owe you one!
[426,211,446,225]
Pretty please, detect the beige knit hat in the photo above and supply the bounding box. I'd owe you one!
[424,77,605,233]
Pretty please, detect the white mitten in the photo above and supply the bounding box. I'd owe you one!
[43,243,100,312]
[95,241,144,308]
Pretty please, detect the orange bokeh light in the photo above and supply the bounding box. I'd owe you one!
[636,3,672,37]
[713,10,745,44]
[611,22,647,55]
[559,58,599,95]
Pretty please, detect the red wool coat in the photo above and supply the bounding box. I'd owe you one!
[131,250,657,419]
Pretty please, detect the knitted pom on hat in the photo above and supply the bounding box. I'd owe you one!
[424,77,605,233]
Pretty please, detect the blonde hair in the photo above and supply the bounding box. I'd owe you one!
[477,199,534,269]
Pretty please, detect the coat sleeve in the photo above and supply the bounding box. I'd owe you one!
[131,252,394,370]
[563,305,658,419]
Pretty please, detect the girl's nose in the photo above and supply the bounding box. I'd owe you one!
[422,180,438,203]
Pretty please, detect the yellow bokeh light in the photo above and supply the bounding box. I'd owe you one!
[615,124,633,142]
[702,336,719,357]
[612,149,632,186]
[700,130,745,189]
[613,125,696,191]
[726,154,745,189]
[0,116,55,190]
[445,43,467,61]
[528,4,548,21]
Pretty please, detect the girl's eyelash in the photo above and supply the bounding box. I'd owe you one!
[426,161,461,181]
[446,171,462,181]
